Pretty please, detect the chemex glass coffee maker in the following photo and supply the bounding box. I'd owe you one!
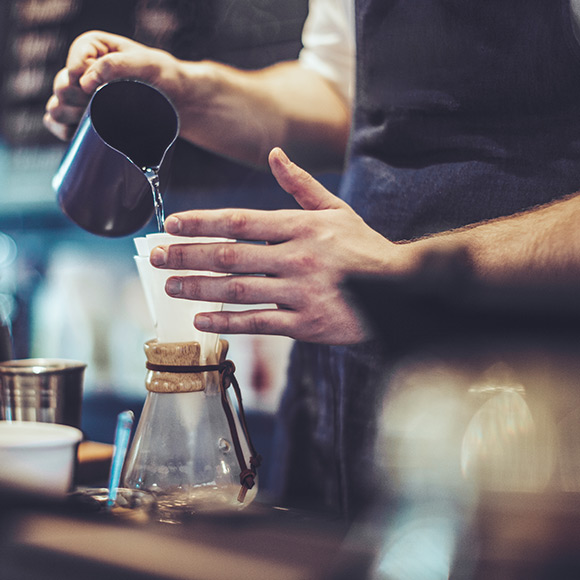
[124,234,261,520]
[52,80,260,520]
[346,251,580,579]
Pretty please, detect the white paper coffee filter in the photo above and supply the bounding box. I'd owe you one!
[134,234,231,360]
[145,232,228,252]
[134,256,156,326]
[134,236,149,257]
[149,262,222,346]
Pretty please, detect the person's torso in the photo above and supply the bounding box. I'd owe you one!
[342,0,580,240]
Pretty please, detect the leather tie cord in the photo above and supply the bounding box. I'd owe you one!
[145,360,262,502]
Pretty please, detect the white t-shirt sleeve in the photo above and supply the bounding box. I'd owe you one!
[299,0,356,103]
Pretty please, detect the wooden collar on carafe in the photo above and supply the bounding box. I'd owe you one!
[144,338,228,393]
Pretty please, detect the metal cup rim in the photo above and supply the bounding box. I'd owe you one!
[0,359,86,375]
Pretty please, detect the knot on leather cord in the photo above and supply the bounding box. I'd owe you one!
[218,359,236,389]
[145,358,261,503]
[238,468,256,503]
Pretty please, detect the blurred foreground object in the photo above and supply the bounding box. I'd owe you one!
[0,502,357,580]
[0,322,12,363]
[346,251,580,579]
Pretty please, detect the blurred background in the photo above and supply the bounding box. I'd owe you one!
[4,5,580,578]
[0,0,326,462]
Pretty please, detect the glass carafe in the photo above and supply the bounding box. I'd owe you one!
[123,338,260,520]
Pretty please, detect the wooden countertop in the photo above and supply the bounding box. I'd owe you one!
[76,441,113,486]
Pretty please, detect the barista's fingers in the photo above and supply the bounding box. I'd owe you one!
[194,308,297,338]
[42,112,75,141]
[45,94,85,126]
[165,210,284,241]
[268,147,347,211]
[52,68,91,106]
[77,45,180,95]
[193,307,368,343]
[44,68,90,140]
[77,55,121,94]
[166,274,291,306]
[66,31,136,86]
[164,152,351,240]
[152,242,281,274]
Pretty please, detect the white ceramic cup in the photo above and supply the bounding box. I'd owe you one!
[0,421,83,496]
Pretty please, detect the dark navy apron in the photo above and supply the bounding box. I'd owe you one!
[274,0,580,518]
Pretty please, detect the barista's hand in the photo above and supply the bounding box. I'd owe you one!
[44,31,181,140]
[150,148,411,345]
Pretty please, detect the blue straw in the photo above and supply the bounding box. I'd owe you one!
[107,410,134,508]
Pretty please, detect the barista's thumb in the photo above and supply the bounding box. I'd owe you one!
[78,55,116,93]
[78,52,150,94]
[268,147,346,211]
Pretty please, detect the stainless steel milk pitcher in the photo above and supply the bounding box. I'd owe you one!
[53,80,179,237]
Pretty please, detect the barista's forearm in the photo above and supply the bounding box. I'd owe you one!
[171,59,351,172]
[404,192,580,284]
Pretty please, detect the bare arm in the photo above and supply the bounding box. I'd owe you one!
[408,193,580,285]
[44,31,350,172]
[173,60,350,172]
